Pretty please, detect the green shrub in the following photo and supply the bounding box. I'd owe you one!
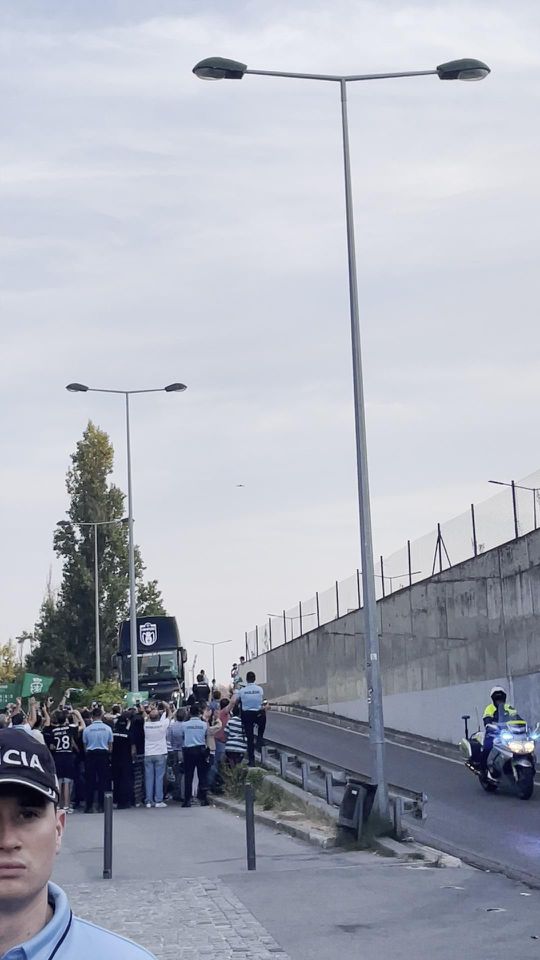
[222,762,248,799]
[258,781,285,811]
[222,763,266,800]
[69,680,125,711]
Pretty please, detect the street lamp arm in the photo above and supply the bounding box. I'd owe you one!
[67,385,187,395]
[70,518,129,527]
[345,69,438,82]
[91,387,181,395]
[246,68,437,83]
[194,640,232,647]
[246,68,342,82]
[195,57,488,85]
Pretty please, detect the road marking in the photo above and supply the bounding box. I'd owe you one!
[272,712,469,766]
[273,712,540,785]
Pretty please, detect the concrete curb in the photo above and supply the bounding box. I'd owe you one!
[210,794,338,849]
[211,795,462,867]
[373,836,462,867]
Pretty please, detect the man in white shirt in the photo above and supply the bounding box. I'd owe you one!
[143,704,170,808]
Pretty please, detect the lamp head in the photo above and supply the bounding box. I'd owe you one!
[193,57,247,80]
[437,58,490,81]
[164,382,187,392]
[66,382,89,392]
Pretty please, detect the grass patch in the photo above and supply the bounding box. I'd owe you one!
[222,764,335,828]
[222,763,265,800]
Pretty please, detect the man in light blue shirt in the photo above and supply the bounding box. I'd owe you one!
[180,705,208,808]
[233,671,266,767]
[0,728,156,959]
[82,707,113,814]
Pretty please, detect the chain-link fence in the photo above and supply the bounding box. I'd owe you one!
[244,470,540,659]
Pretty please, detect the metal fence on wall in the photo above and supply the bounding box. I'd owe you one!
[244,470,540,659]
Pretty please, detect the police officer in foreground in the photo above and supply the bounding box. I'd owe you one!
[0,728,156,960]
[232,670,266,767]
[181,704,209,807]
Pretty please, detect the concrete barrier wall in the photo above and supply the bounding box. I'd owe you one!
[246,528,540,743]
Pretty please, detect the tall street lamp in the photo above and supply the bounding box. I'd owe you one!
[193,55,490,818]
[66,382,187,693]
[194,639,232,684]
[59,518,128,684]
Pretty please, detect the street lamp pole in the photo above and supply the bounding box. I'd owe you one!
[66,381,187,693]
[337,73,387,814]
[193,55,490,819]
[60,517,128,685]
[124,393,138,694]
[93,522,99,683]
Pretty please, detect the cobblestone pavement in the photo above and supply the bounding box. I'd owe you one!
[68,877,290,960]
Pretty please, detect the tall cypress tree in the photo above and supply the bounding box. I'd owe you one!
[27,422,167,684]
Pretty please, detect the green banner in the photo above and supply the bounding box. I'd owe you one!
[124,691,149,707]
[0,682,19,709]
[19,673,54,698]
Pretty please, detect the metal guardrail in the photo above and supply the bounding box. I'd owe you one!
[261,737,427,832]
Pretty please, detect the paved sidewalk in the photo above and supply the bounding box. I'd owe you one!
[54,804,540,960]
[67,878,289,960]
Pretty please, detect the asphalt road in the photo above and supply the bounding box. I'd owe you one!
[266,711,540,884]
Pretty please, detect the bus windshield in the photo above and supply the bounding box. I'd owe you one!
[136,652,179,680]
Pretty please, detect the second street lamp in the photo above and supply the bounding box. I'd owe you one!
[194,639,232,684]
[58,517,128,684]
[193,54,490,819]
[66,381,187,693]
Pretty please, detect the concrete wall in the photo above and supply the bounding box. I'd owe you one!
[247,529,540,743]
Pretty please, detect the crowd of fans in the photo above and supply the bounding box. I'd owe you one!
[0,663,267,813]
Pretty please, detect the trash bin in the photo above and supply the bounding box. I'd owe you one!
[338,779,378,839]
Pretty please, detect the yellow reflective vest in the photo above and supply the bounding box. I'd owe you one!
[483,703,522,724]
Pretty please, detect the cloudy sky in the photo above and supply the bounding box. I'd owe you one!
[2,1,539,682]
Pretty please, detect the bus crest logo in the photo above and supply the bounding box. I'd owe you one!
[140,622,157,647]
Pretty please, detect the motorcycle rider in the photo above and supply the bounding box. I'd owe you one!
[481,686,524,777]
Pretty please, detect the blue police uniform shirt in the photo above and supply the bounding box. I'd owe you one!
[181,717,208,748]
[1,882,156,960]
[82,720,113,751]
[237,683,264,712]
[166,719,185,752]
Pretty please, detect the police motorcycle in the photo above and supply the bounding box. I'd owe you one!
[460,712,539,800]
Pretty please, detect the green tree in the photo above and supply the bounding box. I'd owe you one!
[28,575,76,685]
[0,641,19,682]
[137,579,167,617]
[27,421,167,685]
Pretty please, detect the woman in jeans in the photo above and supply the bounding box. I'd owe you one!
[201,705,222,795]
[143,703,170,808]
[207,698,230,791]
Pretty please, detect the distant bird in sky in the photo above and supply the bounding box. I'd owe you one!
[236,483,245,487]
